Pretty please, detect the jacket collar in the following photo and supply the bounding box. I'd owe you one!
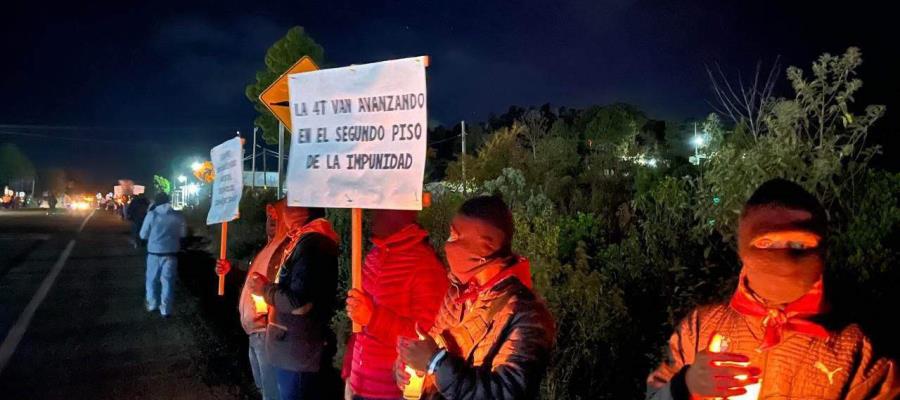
[288,217,339,244]
[370,224,429,250]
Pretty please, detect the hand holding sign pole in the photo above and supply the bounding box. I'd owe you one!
[207,136,244,296]
[219,222,228,295]
[286,56,430,334]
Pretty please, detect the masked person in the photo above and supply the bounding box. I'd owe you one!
[342,210,449,400]
[216,200,287,400]
[646,179,898,400]
[245,205,340,400]
[139,192,186,317]
[395,195,555,400]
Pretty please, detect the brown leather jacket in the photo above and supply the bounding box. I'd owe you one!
[646,304,898,399]
[421,273,555,400]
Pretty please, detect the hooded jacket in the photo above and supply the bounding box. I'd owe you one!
[239,201,290,335]
[139,202,186,254]
[263,217,340,372]
[342,224,449,399]
[647,179,897,399]
[421,258,555,400]
[645,278,898,400]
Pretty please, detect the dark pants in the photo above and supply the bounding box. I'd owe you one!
[275,368,319,400]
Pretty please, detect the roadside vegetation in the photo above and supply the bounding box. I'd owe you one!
[179,29,898,399]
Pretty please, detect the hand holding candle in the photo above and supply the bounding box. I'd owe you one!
[247,272,269,296]
[686,334,761,399]
[685,350,760,398]
[397,324,439,372]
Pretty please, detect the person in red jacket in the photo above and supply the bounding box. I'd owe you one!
[343,209,449,400]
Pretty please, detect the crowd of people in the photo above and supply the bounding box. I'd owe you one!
[139,179,895,400]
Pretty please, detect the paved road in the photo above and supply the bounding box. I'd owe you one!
[0,209,252,399]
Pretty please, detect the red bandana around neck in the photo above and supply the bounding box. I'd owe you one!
[455,258,532,304]
[729,274,829,350]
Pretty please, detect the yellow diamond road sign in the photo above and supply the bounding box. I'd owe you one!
[259,56,319,131]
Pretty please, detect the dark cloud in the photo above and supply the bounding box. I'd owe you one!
[1,0,897,189]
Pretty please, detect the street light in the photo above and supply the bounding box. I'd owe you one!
[691,135,705,149]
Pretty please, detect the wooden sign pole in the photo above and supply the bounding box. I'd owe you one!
[351,208,363,332]
[218,221,228,296]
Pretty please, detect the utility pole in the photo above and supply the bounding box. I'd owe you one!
[693,122,698,165]
[277,123,284,198]
[263,143,268,189]
[251,127,257,188]
[461,120,467,195]
[693,122,703,186]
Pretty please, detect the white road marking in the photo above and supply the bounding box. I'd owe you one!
[0,210,93,375]
[78,210,95,232]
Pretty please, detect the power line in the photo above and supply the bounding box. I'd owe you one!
[0,123,241,132]
[428,133,461,145]
[0,130,140,145]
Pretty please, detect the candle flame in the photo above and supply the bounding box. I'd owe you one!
[707,333,760,400]
[251,294,268,314]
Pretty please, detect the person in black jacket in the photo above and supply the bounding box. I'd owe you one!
[125,194,149,248]
[396,195,555,400]
[246,206,340,400]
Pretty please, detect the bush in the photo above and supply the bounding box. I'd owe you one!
[181,48,897,400]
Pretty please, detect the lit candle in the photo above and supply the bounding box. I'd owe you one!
[402,364,425,399]
[251,294,268,314]
[708,333,760,400]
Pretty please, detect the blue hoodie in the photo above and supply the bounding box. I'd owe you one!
[139,203,186,254]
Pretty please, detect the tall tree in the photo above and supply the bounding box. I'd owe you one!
[245,26,325,145]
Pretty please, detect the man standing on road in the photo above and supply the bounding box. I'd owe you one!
[216,200,286,400]
[140,192,186,318]
[246,205,340,400]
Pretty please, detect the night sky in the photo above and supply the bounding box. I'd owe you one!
[1,0,897,191]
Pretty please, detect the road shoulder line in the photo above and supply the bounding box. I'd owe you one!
[0,210,93,375]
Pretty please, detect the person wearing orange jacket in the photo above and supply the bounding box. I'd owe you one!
[646,179,898,399]
[342,210,449,400]
[219,202,340,400]
[253,205,339,400]
[216,200,287,400]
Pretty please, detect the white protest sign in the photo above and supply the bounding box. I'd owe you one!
[206,136,243,225]
[286,56,428,210]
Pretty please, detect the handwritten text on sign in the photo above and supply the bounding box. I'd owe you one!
[206,136,243,225]
[286,56,427,210]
